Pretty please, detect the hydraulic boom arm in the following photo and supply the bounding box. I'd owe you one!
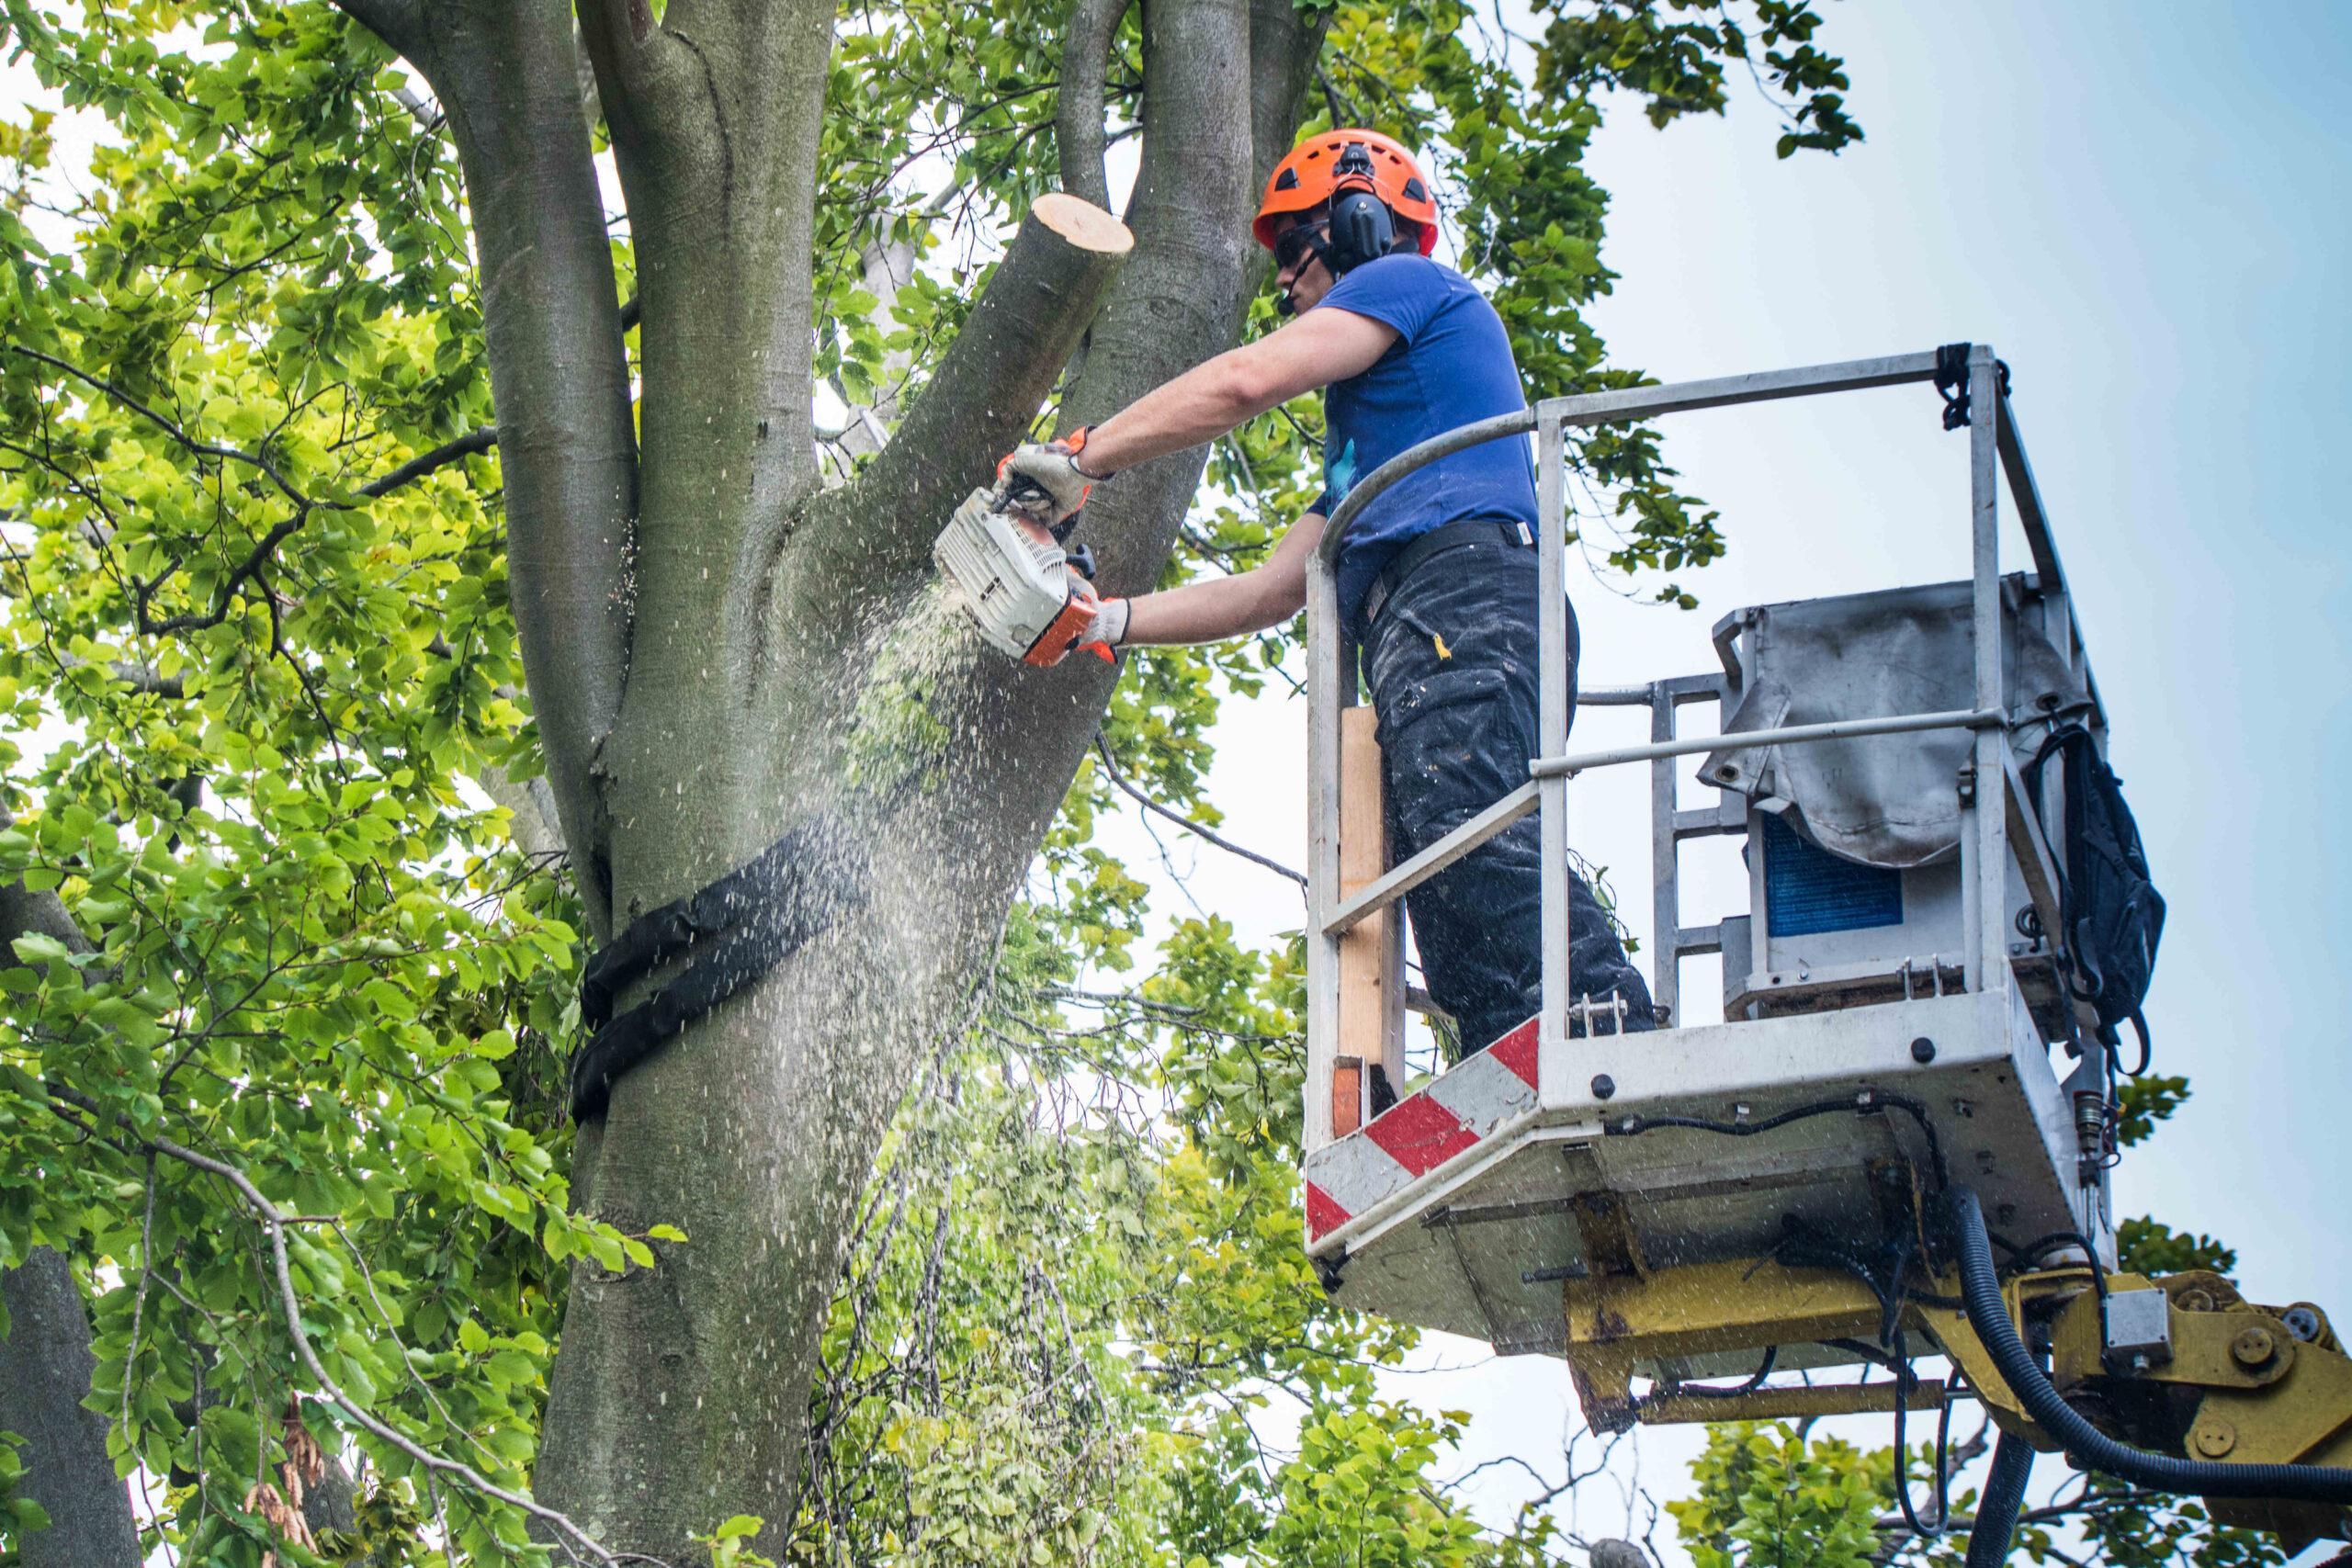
[1557,1184,2352,1556]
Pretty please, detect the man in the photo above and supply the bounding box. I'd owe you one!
[1004,130,1654,1057]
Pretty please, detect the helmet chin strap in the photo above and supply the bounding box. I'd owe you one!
[1276,225,1341,316]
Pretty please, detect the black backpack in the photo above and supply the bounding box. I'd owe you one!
[2021,725,2165,1072]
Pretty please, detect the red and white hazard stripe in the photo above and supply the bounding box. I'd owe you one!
[1304,1016,1539,1244]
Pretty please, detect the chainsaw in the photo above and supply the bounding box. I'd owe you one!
[932,477,1106,666]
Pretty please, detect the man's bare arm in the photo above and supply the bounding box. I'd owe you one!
[1117,508,1323,647]
[1076,308,1396,477]
[1032,306,1387,657]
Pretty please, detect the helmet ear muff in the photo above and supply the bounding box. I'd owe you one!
[1329,189,1395,275]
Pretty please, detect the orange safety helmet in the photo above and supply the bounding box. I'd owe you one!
[1252,129,1439,256]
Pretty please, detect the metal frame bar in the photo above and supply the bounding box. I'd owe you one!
[1319,706,2002,939]
[1537,410,1571,1078]
[1998,392,2066,592]
[1649,684,1680,1025]
[1323,783,1537,937]
[1968,347,2007,996]
[1646,673,1734,1026]
[1529,707,2002,781]
[2000,392,2110,738]
[1302,344,2072,1157]
[1539,351,1942,428]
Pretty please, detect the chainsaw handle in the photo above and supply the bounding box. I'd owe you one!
[998,474,1053,509]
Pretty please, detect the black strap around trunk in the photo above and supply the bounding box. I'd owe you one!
[569,819,865,1122]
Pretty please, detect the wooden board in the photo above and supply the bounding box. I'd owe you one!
[1338,707,1405,1121]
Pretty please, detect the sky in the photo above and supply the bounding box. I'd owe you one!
[1091,1,2352,1555]
[6,1,2348,1560]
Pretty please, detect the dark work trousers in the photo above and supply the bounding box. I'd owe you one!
[1362,536,1657,1057]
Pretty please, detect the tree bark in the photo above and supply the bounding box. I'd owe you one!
[1249,0,1333,200]
[836,196,1135,590]
[347,0,1330,1557]
[1057,0,1133,209]
[336,0,639,938]
[531,200,1135,1563]
[0,1250,140,1568]
[1063,0,1261,588]
[0,808,138,1567]
[579,0,838,748]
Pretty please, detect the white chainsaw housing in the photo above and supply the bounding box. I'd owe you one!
[933,486,1078,660]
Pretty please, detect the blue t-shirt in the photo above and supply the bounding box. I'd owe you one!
[1309,254,1539,629]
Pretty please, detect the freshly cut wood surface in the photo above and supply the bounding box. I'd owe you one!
[1031,192,1135,254]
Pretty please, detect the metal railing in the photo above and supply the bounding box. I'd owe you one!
[1303,345,2096,1152]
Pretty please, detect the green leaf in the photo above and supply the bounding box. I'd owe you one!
[360,978,416,1020]
[10,932,70,965]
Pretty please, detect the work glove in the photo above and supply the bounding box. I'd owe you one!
[1051,544,1125,665]
[1080,595,1129,660]
[1028,584,1127,669]
[997,425,1110,531]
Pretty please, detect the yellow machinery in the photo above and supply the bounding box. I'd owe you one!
[1296,346,2352,1557]
[1559,1235,2351,1550]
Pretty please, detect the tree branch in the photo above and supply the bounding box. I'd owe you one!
[1315,63,1351,130]
[1057,0,1133,209]
[330,0,425,60]
[822,194,1131,587]
[36,1082,653,1568]
[7,344,319,513]
[8,344,500,637]
[1052,0,1259,602]
[140,513,310,637]
[473,761,570,862]
[56,654,185,699]
[358,423,498,498]
[1251,0,1337,218]
[370,0,642,940]
[574,0,697,157]
[1093,735,1305,890]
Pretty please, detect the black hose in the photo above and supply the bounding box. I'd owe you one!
[1825,1337,1902,1371]
[1662,1346,1778,1400]
[1610,1089,1951,1193]
[1890,1328,1952,1537]
[1963,1430,2036,1567]
[1942,1184,2352,1504]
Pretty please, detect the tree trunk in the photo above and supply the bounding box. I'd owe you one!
[339,0,1329,1555]
[0,1249,140,1568]
[533,209,1138,1566]
[0,811,139,1566]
